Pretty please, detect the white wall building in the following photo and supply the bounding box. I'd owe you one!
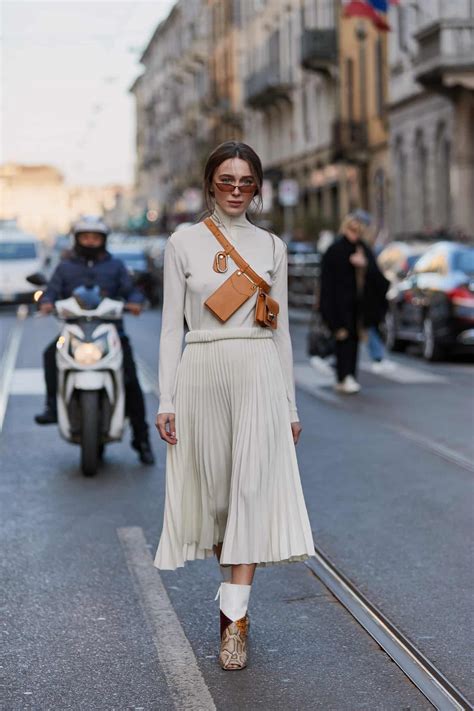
[388,0,474,237]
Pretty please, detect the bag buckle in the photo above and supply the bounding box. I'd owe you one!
[214,251,228,273]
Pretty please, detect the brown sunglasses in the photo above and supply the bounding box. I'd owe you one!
[214,181,257,194]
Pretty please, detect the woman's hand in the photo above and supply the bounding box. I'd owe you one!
[291,421,302,445]
[335,327,349,341]
[155,413,178,445]
[349,246,367,269]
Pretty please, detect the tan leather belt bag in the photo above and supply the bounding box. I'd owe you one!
[203,218,279,329]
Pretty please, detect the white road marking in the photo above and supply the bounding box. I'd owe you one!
[10,368,45,395]
[359,359,447,384]
[136,356,159,396]
[0,307,28,432]
[294,364,340,405]
[117,526,216,711]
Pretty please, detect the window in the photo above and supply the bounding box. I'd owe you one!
[453,249,474,275]
[397,6,407,51]
[435,124,451,228]
[302,83,311,143]
[394,137,406,234]
[346,58,354,121]
[375,38,385,118]
[415,131,429,229]
[0,242,38,260]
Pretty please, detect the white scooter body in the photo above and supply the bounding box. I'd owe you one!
[54,296,125,443]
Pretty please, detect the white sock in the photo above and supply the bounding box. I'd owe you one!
[215,582,251,622]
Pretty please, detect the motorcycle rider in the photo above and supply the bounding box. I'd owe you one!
[35,216,155,465]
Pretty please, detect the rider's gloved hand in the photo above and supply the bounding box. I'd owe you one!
[39,302,54,315]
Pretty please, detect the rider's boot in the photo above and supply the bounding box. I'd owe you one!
[34,397,58,425]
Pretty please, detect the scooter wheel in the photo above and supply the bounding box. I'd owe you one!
[80,390,100,477]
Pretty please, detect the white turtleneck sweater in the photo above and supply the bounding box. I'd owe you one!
[157,205,299,422]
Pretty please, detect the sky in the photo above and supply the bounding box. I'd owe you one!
[1,0,176,186]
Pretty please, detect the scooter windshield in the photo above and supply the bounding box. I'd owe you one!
[72,284,102,310]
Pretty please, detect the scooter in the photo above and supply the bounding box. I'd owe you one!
[54,286,126,476]
[28,276,126,476]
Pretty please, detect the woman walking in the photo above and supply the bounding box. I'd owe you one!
[319,213,389,394]
[154,141,314,670]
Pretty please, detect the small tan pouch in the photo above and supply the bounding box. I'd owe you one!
[255,290,279,329]
[204,269,258,322]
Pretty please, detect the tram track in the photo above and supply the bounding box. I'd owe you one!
[305,545,472,711]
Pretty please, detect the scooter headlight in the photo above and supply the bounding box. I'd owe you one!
[70,335,108,364]
[73,342,103,365]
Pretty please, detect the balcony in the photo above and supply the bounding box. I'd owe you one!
[245,65,293,108]
[332,120,369,163]
[414,18,474,91]
[301,28,338,74]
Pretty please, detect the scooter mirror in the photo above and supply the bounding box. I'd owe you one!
[27,272,48,286]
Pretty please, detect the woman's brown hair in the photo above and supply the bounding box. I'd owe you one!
[202,141,263,216]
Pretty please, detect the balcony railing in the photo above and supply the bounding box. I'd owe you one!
[332,120,369,162]
[414,18,474,88]
[301,28,337,74]
[245,65,293,108]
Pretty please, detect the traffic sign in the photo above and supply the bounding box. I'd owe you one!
[278,179,299,207]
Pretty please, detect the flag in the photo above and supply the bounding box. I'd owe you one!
[368,0,388,11]
[343,0,391,31]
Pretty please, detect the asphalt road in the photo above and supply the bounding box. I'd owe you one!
[1,304,472,710]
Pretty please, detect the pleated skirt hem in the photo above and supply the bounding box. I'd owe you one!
[154,328,315,571]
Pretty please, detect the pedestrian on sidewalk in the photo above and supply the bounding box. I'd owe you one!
[154,141,314,671]
[319,213,389,393]
[354,212,393,374]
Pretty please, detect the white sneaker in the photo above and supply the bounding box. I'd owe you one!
[335,375,361,394]
[310,355,334,376]
[371,360,395,374]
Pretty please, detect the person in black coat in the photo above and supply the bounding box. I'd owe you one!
[319,214,389,393]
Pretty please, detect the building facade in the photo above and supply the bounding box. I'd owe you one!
[130,0,213,226]
[388,0,474,237]
[238,0,390,236]
[207,0,245,145]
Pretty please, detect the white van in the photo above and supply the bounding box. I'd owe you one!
[0,228,45,304]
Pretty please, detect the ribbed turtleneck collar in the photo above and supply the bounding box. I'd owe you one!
[211,203,251,232]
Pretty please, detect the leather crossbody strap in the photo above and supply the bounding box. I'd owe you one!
[204,217,270,294]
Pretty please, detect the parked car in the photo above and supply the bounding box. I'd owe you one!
[385,242,474,360]
[377,241,433,283]
[107,238,156,304]
[0,229,45,304]
[287,241,321,308]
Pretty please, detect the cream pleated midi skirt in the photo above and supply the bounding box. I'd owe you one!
[154,327,315,570]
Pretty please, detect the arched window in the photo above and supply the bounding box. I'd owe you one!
[415,130,428,229]
[435,123,451,228]
[373,168,386,230]
[394,136,406,234]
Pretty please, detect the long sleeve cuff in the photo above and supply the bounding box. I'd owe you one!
[157,399,175,415]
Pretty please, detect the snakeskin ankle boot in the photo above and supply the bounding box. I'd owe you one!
[219,611,249,670]
[216,582,251,671]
